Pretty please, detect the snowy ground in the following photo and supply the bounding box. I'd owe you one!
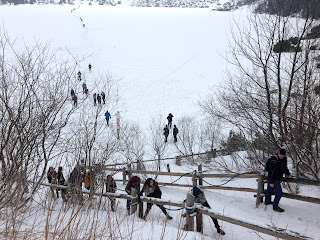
[0,4,320,240]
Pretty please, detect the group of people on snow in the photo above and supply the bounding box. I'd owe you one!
[93,92,106,106]
[163,113,178,143]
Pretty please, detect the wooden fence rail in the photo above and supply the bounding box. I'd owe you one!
[41,182,309,240]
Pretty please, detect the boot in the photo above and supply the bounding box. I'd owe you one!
[166,214,173,220]
[217,229,226,235]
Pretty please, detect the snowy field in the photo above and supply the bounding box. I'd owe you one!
[0,4,236,128]
[0,4,320,240]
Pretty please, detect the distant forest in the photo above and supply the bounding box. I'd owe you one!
[0,0,319,20]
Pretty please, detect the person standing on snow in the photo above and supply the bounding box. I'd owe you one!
[97,94,101,105]
[265,148,292,212]
[82,82,87,94]
[173,125,179,143]
[125,176,141,214]
[167,113,174,129]
[105,110,111,126]
[138,178,172,220]
[101,91,106,104]
[192,186,226,235]
[78,71,81,81]
[93,93,97,106]
[70,89,75,97]
[105,175,117,212]
[163,125,169,143]
[72,95,78,107]
[88,63,92,71]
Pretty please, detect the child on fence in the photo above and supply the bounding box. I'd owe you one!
[105,175,117,212]
[138,178,172,220]
[125,176,141,214]
[192,186,225,235]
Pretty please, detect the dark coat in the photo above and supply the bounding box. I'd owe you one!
[163,127,169,137]
[125,176,141,195]
[173,126,178,136]
[266,155,291,184]
[167,114,173,122]
[105,178,117,193]
[138,180,162,199]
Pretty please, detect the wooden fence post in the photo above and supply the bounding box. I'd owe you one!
[198,164,203,186]
[184,193,195,231]
[127,163,132,178]
[256,174,265,207]
[176,156,181,166]
[192,171,197,187]
[131,188,138,214]
[196,208,203,233]
[122,167,126,185]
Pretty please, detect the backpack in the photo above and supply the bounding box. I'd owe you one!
[265,156,277,171]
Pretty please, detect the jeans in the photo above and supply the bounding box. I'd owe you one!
[265,180,283,209]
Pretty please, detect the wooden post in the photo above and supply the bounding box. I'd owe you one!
[176,156,181,166]
[122,167,126,185]
[192,171,197,187]
[131,188,138,214]
[196,209,203,233]
[256,174,265,207]
[184,193,195,231]
[167,164,170,172]
[138,197,143,218]
[127,163,132,178]
[198,165,203,186]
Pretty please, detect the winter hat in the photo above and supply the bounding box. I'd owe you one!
[130,176,139,184]
[279,148,286,155]
[192,186,202,197]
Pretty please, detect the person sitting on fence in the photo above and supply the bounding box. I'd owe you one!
[57,166,67,201]
[265,148,292,212]
[105,175,117,212]
[192,186,226,235]
[138,178,172,220]
[47,167,59,198]
[125,176,141,214]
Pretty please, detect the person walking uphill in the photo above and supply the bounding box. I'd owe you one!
[192,186,226,235]
[167,113,174,129]
[78,71,81,81]
[105,175,117,211]
[265,148,292,212]
[125,176,141,214]
[93,93,97,106]
[163,125,169,143]
[173,125,179,143]
[138,178,172,220]
[105,110,111,126]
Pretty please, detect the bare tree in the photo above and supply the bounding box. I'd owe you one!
[0,32,77,209]
[147,115,168,171]
[200,0,320,179]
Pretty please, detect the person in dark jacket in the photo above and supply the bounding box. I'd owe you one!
[105,111,111,126]
[138,178,172,220]
[57,166,67,201]
[163,125,169,143]
[265,148,292,212]
[70,89,75,97]
[167,113,174,128]
[173,125,179,143]
[125,176,141,214]
[72,95,77,107]
[88,63,92,71]
[93,93,97,106]
[97,94,101,105]
[82,82,87,94]
[78,71,81,81]
[68,165,83,202]
[101,91,106,104]
[192,186,225,235]
[105,175,117,211]
[47,167,59,198]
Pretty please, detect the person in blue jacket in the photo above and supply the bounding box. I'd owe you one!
[105,110,111,126]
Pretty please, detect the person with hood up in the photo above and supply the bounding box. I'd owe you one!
[105,110,111,126]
